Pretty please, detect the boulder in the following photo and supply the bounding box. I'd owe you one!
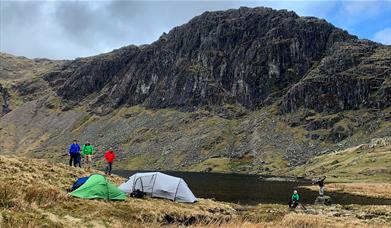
[314,195,332,205]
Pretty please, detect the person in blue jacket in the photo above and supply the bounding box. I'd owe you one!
[69,140,81,167]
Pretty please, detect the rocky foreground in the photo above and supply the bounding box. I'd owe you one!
[0,155,390,227]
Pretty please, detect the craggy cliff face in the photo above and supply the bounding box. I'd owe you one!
[46,7,389,115]
[0,84,11,115]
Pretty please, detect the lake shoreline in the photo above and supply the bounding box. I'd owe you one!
[301,183,391,200]
[113,169,312,182]
[113,169,391,206]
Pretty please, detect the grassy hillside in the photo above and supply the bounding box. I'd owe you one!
[0,52,65,84]
[290,137,391,183]
[1,101,390,177]
[0,52,65,116]
[1,155,391,227]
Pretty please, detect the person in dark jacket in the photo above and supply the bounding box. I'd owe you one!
[314,176,327,196]
[104,147,116,175]
[68,140,81,167]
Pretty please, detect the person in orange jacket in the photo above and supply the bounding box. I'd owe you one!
[104,147,116,175]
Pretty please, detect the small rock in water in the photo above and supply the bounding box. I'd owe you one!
[315,195,332,205]
[203,167,212,172]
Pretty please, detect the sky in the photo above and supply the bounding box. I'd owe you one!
[1,0,390,60]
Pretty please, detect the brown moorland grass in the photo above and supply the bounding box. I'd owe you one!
[193,213,391,228]
[0,155,236,227]
[0,155,390,228]
[303,183,391,199]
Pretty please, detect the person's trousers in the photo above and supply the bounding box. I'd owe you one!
[319,186,324,196]
[289,200,298,208]
[75,154,81,167]
[69,154,77,167]
[69,154,81,167]
[105,162,113,175]
[84,155,92,163]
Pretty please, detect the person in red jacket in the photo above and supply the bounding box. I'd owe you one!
[104,147,116,175]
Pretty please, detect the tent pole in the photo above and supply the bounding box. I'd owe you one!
[151,173,158,197]
[132,175,137,193]
[174,179,181,201]
[140,178,144,192]
[105,176,109,201]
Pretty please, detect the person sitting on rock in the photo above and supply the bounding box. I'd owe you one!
[314,176,327,196]
[289,190,300,208]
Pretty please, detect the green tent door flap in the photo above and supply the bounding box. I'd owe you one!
[70,174,126,201]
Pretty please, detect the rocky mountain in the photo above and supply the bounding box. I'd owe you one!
[0,7,390,174]
[45,7,389,115]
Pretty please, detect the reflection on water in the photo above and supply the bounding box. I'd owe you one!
[114,170,391,205]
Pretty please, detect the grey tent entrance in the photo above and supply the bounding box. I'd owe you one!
[118,172,197,203]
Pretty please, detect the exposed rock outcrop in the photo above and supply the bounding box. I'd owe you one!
[315,195,332,205]
[44,7,390,116]
[0,84,11,115]
[280,41,391,114]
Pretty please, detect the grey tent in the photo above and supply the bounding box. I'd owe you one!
[118,172,197,203]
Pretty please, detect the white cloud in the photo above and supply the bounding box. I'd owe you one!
[342,1,381,17]
[1,1,389,59]
[373,28,391,45]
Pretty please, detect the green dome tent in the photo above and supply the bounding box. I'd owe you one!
[70,174,126,200]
